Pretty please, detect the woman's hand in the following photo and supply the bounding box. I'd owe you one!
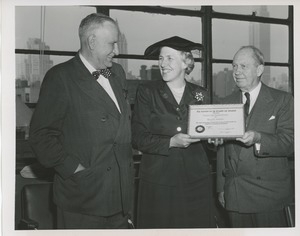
[170,133,200,148]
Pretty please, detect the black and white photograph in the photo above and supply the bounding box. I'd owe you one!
[1,0,299,236]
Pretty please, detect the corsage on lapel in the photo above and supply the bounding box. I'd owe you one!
[192,90,204,104]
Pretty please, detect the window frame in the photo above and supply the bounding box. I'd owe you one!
[15,5,294,104]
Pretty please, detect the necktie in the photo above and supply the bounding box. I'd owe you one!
[244,92,250,117]
[92,69,112,79]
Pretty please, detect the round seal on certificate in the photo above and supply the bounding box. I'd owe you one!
[195,125,205,133]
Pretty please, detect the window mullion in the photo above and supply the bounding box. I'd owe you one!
[202,6,213,101]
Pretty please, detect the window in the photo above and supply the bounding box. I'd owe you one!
[15,5,293,107]
[212,17,290,101]
[109,8,203,102]
[15,6,96,50]
[15,6,96,104]
[213,5,288,19]
[210,5,292,102]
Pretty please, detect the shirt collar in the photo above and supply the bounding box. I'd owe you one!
[79,53,97,74]
[242,82,262,101]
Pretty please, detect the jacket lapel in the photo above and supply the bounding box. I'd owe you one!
[158,81,178,106]
[157,80,199,107]
[238,84,274,162]
[180,82,197,105]
[225,91,244,156]
[246,83,273,131]
[72,55,120,119]
[108,72,126,115]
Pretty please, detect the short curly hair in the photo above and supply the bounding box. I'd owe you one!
[181,51,195,75]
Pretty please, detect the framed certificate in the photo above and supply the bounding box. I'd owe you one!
[187,104,245,139]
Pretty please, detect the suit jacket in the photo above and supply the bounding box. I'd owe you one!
[217,83,294,213]
[29,53,134,216]
[132,80,212,186]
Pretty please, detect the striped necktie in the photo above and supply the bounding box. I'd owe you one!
[244,92,250,117]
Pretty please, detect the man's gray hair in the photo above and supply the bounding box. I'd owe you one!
[239,45,265,66]
[79,13,118,40]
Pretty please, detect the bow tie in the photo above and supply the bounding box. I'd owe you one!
[92,69,112,79]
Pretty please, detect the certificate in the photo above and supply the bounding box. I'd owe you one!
[187,104,245,139]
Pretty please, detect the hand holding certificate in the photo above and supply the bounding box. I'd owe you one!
[187,104,245,139]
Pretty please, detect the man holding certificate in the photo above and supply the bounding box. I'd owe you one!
[216,46,294,227]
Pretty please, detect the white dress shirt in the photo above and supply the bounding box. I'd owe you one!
[242,82,262,114]
[242,82,262,152]
[79,53,121,113]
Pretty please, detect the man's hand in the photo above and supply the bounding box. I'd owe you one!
[208,138,224,146]
[236,131,261,146]
[170,133,200,148]
[218,191,225,208]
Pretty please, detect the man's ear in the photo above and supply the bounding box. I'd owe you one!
[257,64,264,77]
[87,34,96,50]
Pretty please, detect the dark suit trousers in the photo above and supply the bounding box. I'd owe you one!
[57,207,130,229]
[228,209,288,227]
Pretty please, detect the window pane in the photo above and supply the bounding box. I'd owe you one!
[212,19,288,63]
[16,6,96,50]
[264,66,290,92]
[213,5,288,19]
[16,54,72,103]
[110,10,202,55]
[212,64,238,103]
[15,7,41,49]
[212,64,291,103]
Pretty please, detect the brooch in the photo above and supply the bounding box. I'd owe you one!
[194,91,204,102]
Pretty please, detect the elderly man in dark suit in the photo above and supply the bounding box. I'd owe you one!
[217,45,294,227]
[29,13,134,229]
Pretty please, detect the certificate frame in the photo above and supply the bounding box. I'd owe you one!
[187,104,245,139]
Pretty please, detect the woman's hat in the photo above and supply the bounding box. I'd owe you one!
[144,36,202,57]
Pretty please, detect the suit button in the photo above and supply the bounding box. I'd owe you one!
[177,127,182,132]
[101,116,107,122]
[107,167,111,171]
[176,107,180,112]
[177,116,182,120]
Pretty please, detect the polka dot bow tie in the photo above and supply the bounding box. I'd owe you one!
[92,69,112,79]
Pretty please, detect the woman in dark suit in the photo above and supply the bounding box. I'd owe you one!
[132,36,214,228]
